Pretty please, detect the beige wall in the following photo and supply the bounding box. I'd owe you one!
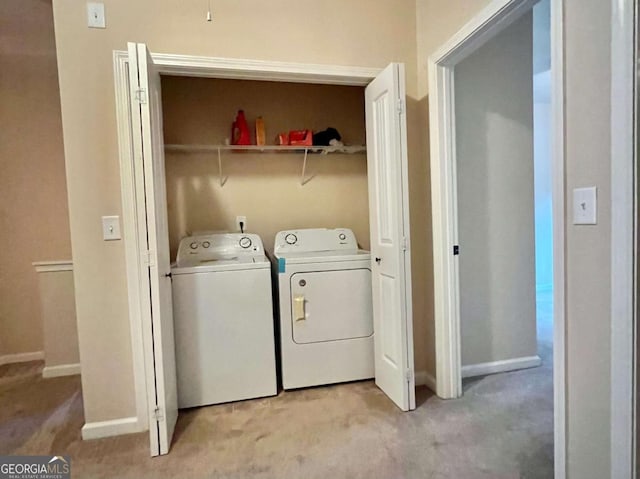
[162,78,369,256]
[455,13,537,367]
[51,0,420,423]
[0,0,72,357]
[564,0,612,476]
[35,269,80,369]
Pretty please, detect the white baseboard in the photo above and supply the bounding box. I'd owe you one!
[81,416,144,440]
[461,355,542,379]
[0,351,44,366]
[42,363,81,378]
[414,370,437,392]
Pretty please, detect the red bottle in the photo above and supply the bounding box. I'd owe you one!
[231,110,251,145]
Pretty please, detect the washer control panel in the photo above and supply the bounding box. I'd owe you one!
[176,233,264,267]
[274,228,358,254]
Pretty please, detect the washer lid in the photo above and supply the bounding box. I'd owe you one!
[171,256,270,274]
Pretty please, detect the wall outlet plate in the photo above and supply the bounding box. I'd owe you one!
[87,2,106,28]
[102,216,121,240]
[572,187,597,225]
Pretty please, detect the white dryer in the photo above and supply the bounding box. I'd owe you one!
[171,233,277,408]
[273,228,374,389]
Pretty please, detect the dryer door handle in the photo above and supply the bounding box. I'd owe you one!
[293,294,306,321]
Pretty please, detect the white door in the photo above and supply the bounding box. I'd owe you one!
[365,63,416,411]
[127,42,178,456]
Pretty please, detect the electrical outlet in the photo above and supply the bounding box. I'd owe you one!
[236,216,247,232]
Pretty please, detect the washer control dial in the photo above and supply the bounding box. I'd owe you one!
[202,241,211,248]
[190,241,198,250]
[338,233,347,241]
[285,233,297,245]
[239,236,252,249]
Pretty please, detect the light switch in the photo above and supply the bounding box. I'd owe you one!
[102,216,121,240]
[87,2,106,29]
[573,187,597,225]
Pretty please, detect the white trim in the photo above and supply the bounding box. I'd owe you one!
[150,52,381,85]
[32,261,73,273]
[550,1,566,477]
[415,370,437,392]
[461,355,542,379]
[0,351,44,366]
[429,0,538,67]
[113,51,384,449]
[428,0,566,477]
[81,416,142,440]
[113,50,150,433]
[42,363,81,378]
[610,0,636,477]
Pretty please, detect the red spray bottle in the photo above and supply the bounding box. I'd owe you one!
[231,110,251,145]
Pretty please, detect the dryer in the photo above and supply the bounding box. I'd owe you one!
[171,233,277,408]
[273,228,374,389]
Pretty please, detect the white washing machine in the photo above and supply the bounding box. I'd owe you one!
[171,233,277,408]
[273,228,374,389]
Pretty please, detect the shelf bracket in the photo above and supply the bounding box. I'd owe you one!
[300,148,315,185]
[217,147,227,187]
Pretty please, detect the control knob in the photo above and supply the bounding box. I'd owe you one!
[285,233,297,245]
[239,236,252,249]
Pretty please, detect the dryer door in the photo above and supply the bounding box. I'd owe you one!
[290,269,373,344]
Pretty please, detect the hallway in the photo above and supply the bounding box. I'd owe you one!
[0,295,552,479]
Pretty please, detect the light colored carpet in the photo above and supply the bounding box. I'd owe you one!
[0,293,553,478]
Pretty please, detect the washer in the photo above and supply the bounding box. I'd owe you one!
[273,228,374,389]
[171,233,277,408]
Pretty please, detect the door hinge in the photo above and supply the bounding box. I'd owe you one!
[405,369,414,383]
[142,250,155,267]
[401,236,409,252]
[397,98,404,115]
[152,406,164,422]
[453,245,459,256]
[135,88,148,104]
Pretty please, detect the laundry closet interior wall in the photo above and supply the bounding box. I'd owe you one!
[161,77,370,255]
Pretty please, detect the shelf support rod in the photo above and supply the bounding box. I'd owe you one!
[301,148,309,185]
[217,147,224,187]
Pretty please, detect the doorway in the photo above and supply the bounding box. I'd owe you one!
[116,46,416,456]
[428,0,565,475]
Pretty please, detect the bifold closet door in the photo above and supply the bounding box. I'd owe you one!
[127,42,178,456]
[365,63,416,412]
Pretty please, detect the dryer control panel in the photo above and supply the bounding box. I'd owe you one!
[274,228,358,254]
[176,233,264,267]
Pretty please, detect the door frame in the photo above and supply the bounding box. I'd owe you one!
[113,51,409,440]
[610,0,636,477]
[427,0,566,476]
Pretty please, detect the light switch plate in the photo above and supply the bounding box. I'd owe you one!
[573,187,597,225]
[87,2,106,28]
[102,216,121,240]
